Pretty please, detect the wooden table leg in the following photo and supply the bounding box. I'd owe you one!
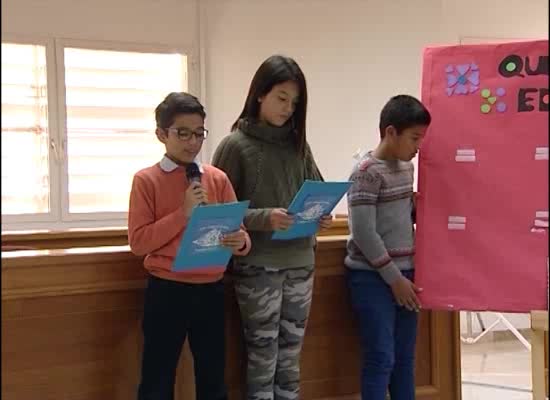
[532,328,546,400]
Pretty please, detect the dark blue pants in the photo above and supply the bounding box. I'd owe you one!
[137,275,227,400]
[346,269,418,400]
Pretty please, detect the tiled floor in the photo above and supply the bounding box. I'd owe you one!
[461,335,535,400]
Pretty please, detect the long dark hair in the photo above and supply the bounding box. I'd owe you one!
[232,55,308,158]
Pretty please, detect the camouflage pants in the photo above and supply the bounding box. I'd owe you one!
[232,264,314,400]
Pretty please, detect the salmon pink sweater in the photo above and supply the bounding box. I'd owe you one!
[128,156,251,283]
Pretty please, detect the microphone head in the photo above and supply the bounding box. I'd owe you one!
[186,162,202,182]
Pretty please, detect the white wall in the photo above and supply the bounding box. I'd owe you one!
[1,0,201,92]
[202,0,549,214]
[2,0,198,45]
[202,0,442,181]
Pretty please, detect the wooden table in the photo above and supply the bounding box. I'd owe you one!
[531,310,549,400]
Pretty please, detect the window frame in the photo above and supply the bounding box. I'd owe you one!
[1,34,197,232]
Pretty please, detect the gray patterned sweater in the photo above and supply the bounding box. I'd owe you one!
[345,152,416,285]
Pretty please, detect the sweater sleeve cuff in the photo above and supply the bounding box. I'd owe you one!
[378,262,403,286]
[232,231,251,256]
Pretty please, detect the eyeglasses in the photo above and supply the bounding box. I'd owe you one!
[166,127,209,141]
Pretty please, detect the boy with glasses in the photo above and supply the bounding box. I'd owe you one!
[128,92,251,400]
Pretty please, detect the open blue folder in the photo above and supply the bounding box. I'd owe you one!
[272,180,352,240]
[172,201,250,271]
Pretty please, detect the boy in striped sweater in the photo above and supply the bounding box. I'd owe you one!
[345,95,431,400]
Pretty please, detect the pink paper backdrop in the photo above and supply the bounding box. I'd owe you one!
[416,40,549,312]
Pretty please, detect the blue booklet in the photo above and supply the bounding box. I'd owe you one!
[272,180,352,240]
[172,200,250,271]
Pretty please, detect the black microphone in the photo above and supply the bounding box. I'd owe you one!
[186,162,202,183]
[186,162,205,205]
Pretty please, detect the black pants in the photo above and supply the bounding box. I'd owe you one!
[137,275,227,400]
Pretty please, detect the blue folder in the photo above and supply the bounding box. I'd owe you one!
[272,180,352,240]
[172,200,250,271]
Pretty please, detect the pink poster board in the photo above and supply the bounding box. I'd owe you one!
[416,40,549,312]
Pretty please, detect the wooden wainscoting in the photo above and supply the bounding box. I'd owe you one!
[1,236,460,400]
[0,218,349,251]
[1,228,129,250]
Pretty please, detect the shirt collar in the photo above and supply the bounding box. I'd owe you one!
[159,155,204,173]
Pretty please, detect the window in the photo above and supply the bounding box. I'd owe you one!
[1,38,190,231]
[1,43,50,216]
